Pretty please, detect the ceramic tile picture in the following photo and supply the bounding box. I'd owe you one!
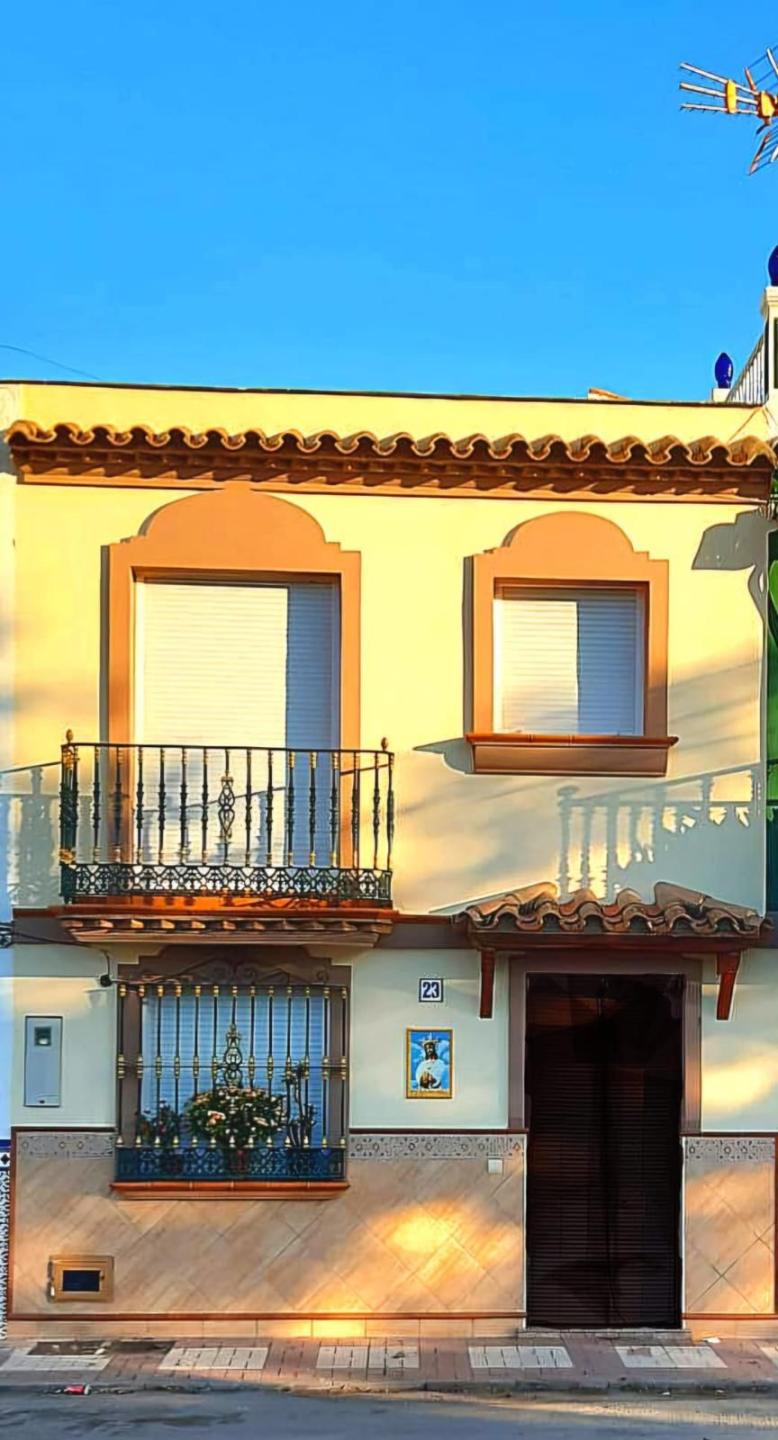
[406,1028,453,1099]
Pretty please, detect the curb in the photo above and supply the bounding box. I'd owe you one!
[3,1375,778,1400]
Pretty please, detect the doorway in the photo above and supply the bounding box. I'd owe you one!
[525,973,682,1328]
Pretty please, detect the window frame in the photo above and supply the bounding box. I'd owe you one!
[105,486,361,751]
[113,955,352,1198]
[468,512,675,776]
[491,581,647,739]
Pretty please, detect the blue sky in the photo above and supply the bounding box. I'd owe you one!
[2,1,776,399]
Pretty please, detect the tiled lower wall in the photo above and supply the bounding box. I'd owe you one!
[684,1137,775,1316]
[7,1131,525,1335]
[10,1131,776,1338]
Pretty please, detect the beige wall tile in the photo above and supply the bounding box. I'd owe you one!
[684,1139,775,1316]
[11,1145,526,1327]
[311,1319,367,1338]
[254,1320,313,1338]
[364,1320,421,1338]
[419,1318,477,1338]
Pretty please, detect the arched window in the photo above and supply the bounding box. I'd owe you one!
[468,511,674,775]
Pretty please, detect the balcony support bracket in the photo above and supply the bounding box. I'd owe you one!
[479,949,496,1019]
[716,952,741,1021]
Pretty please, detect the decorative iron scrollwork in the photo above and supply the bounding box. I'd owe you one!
[218,772,236,847]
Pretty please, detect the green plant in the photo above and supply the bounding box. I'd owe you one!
[136,1102,181,1147]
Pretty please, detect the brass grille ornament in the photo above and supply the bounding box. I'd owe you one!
[220,1022,244,1088]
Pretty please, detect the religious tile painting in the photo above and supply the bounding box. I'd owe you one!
[406,1028,453,1099]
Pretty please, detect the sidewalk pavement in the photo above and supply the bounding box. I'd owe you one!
[4,1333,778,1395]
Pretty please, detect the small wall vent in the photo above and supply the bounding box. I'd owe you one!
[48,1255,114,1302]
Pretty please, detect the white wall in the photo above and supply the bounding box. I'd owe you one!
[349,948,508,1128]
[702,949,778,1131]
[11,946,116,1127]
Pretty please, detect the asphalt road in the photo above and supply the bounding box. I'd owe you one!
[2,1391,778,1438]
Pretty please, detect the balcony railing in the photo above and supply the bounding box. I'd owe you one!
[60,737,394,906]
[726,324,769,405]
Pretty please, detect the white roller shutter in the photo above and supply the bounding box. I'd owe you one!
[135,579,339,748]
[494,586,643,735]
[133,579,339,866]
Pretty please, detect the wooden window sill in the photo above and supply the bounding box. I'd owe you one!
[466,733,678,777]
[110,1181,350,1201]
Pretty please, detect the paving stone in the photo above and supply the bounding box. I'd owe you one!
[158,1346,267,1373]
[0,1347,111,1372]
[368,1343,419,1370]
[663,1345,726,1369]
[469,1344,572,1370]
[316,1345,368,1370]
[616,1342,725,1370]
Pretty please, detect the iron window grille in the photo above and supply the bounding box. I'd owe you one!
[115,979,348,1184]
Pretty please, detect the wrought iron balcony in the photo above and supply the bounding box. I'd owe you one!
[60,737,394,906]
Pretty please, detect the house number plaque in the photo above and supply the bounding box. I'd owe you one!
[418,978,444,1003]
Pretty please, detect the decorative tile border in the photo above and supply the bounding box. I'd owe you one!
[16,1131,116,1160]
[0,1140,10,1340]
[15,1131,527,1164]
[349,1133,526,1161]
[685,1137,775,1164]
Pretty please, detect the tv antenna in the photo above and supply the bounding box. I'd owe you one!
[680,44,778,172]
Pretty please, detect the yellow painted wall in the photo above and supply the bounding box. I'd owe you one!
[349,948,508,1128]
[701,949,778,1131]
[10,946,116,1127]
[11,482,764,912]
[18,379,770,446]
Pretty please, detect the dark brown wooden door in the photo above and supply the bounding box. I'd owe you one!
[525,974,682,1328]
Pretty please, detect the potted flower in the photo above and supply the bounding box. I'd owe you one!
[137,1101,181,1148]
[185,1084,285,1174]
[136,1102,183,1175]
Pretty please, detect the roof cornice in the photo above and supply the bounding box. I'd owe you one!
[6,420,775,503]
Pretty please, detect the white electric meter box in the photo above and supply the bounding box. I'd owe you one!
[24,1016,62,1107]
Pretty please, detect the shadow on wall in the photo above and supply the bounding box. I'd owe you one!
[401,752,761,914]
[693,508,768,619]
[556,765,760,903]
[1,761,62,907]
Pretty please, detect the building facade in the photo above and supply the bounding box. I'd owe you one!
[0,366,777,1340]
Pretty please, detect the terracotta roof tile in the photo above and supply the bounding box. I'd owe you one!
[463,881,761,937]
[7,420,775,470]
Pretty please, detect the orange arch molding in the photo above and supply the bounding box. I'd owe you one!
[468,510,674,776]
[107,484,361,748]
